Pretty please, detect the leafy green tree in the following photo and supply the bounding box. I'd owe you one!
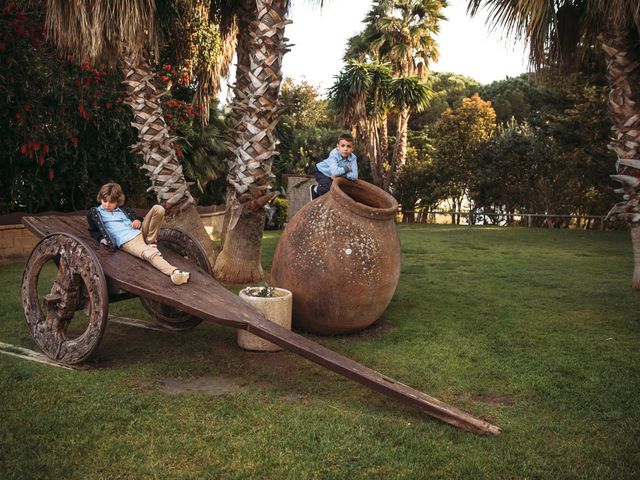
[393,142,444,222]
[479,75,567,126]
[279,77,330,129]
[472,120,551,221]
[411,72,480,127]
[467,0,640,285]
[543,82,617,216]
[433,94,496,222]
[274,78,340,178]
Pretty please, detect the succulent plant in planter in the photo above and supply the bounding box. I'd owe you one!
[237,284,293,351]
[241,283,276,297]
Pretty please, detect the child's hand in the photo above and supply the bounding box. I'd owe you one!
[131,220,142,229]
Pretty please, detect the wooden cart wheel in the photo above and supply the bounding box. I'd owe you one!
[139,228,211,331]
[21,233,109,364]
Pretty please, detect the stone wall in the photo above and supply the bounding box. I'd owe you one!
[0,224,38,261]
[284,174,316,222]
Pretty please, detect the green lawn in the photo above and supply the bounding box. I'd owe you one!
[1,225,639,479]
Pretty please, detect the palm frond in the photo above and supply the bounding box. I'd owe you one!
[41,0,159,65]
[389,76,431,112]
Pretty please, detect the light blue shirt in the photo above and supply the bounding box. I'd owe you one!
[316,148,358,180]
[97,206,141,247]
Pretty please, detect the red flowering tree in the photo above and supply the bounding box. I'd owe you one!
[0,3,227,214]
[0,3,145,212]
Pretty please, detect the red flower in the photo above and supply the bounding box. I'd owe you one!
[43,144,49,154]
[38,155,45,166]
[23,103,30,111]
[20,144,27,155]
[163,64,172,71]
[176,148,183,158]
[48,169,55,181]
[15,112,24,122]
[32,142,40,151]
[160,76,169,82]
[70,134,78,148]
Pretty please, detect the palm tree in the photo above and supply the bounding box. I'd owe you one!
[36,0,224,266]
[344,0,445,186]
[386,75,431,189]
[329,61,391,188]
[466,0,640,288]
[211,0,290,283]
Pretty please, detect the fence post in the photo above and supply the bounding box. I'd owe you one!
[528,215,532,228]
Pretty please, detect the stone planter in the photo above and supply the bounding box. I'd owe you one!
[237,287,292,352]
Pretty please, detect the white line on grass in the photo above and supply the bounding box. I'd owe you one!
[108,315,174,332]
[0,342,89,370]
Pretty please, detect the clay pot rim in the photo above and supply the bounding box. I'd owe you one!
[330,178,398,220]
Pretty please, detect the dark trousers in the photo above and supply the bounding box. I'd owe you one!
[312,169,333,197]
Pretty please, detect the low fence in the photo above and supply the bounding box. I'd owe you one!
[400,210,608,230]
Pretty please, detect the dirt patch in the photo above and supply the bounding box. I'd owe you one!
[157,375,248,396]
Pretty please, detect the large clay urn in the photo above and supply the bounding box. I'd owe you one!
[271,178,401,335]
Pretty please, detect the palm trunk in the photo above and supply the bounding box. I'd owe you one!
[214,0,289,283]
[380,112,391,191]
[390,106,410,188]
[602,25,640,289]
[120,50,216,267]
[214,208,266,282]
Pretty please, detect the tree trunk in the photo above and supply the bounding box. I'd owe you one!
[214,209,266,283]
[214,0,289,283]
[601,24,640,289]
[120,50,216,267]
[390,106,410,188]
[380,111,391,191]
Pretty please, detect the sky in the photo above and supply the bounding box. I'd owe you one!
[281,0,530,92]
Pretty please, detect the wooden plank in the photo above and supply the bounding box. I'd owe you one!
[22,215,501,434]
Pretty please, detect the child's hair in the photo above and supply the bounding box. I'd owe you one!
[97,182,125,205]
[338,133,354,144]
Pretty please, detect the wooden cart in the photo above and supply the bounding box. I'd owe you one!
[20,215,500,435]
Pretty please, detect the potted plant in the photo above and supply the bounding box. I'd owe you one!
[237,284,292,352]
